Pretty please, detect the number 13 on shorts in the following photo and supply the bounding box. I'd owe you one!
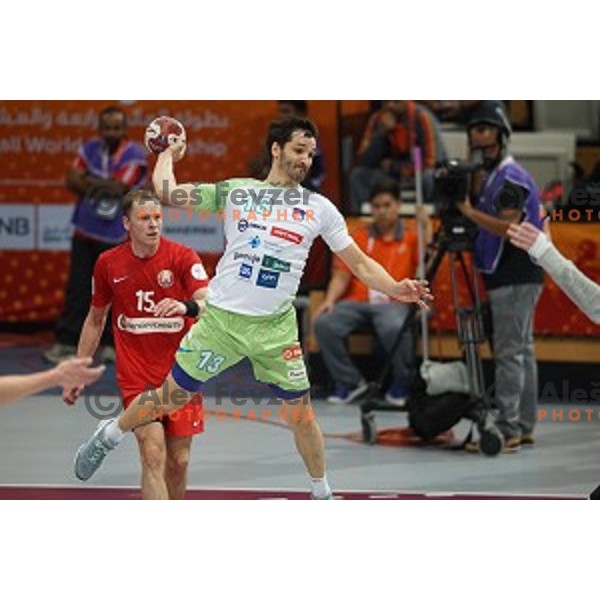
[196,350,226,374]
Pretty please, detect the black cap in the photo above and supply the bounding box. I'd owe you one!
[467,101,512,138]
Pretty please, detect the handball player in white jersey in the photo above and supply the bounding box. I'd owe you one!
[74,116,432,499]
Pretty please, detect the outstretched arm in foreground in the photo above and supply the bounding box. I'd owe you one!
[508,222,600,325]
[0,358,104,406]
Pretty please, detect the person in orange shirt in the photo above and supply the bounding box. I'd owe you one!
[349,101,446,214]
[313,182,426,406]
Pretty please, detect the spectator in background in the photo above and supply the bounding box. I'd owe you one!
[44,106,148,365]
[420,101,485,126]
[349,101,446,214]
[313,182,429,407]
[249,101,326,193]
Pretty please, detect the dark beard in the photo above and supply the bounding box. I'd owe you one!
[283,158,306,184]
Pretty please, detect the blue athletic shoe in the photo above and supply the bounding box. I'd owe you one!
[385,384,409,408]
[326,381,368,405]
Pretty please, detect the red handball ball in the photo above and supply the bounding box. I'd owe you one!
[144,116,186,155]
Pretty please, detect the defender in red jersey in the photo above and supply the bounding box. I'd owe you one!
[65,189,208,499]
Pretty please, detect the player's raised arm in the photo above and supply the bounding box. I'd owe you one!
[151,143,199,210]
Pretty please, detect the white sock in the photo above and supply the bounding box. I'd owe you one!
[103,419,125,447]
[310,476,331,499]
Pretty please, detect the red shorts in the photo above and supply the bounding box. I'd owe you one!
[123,392,204,437]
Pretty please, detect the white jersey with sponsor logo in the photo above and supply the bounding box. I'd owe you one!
[193,178,353,316]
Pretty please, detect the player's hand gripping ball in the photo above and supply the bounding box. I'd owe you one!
[145,116,186,161]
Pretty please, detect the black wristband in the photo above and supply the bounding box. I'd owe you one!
[182,300,200,318]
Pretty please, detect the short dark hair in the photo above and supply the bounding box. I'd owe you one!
[265,116,318,164]
[278,100,308,115]
[369,181,402,203]
[98,105,127,128]
[123,189,159,216]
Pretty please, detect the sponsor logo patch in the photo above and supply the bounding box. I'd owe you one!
[238,219,267,233]
[282,344,303,361]
[262,254,291,272]
[117,314,184,334]
[248,235,261,249]
[287,368,307,381]
[238,264,253,279]
[256,269,280,289]
[292,208,306,221]
[233,251,261,264]
[270,226,303,245]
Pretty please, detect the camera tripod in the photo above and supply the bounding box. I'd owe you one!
[358,227,503,456]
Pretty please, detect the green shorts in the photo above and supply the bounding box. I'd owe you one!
[173,303,309,397]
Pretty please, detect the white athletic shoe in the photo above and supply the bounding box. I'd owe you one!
[74,419,118,481]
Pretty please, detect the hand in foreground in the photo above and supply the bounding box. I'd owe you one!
[58,358,105,405]
[507,222,543,252]
[56,357,105,389]
[390,279,433,310]
[63,383,85,406]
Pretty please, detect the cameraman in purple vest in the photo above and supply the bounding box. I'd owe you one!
[456,101,544,453]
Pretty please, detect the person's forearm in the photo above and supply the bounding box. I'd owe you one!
[323,272,350,304]
[67,172,127,197]
[66,171,90,196]
[84,175,128,196]
[350,255,396,296]
[77,314,105,359]
[0,370,60,405]
[537,245,600,325]
[463,204,512,237]
[153,152,176,205]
